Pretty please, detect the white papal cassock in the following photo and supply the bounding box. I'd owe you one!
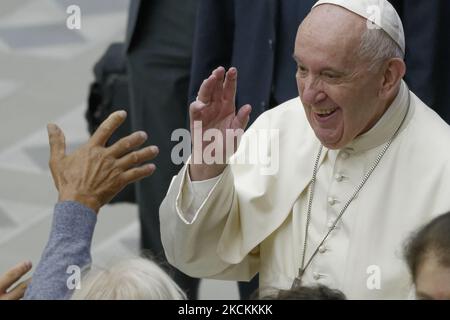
[160,80,450,299]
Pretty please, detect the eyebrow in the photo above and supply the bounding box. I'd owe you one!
[292,54,346,75]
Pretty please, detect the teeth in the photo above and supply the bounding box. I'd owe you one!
[316,108,337,115]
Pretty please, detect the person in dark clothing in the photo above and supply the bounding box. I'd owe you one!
[125,0,200,299]
[189,0,317,124]
[390,0,450,124]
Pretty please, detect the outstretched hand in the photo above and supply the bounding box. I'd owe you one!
[0,261,32,300]
[47,110,159,213]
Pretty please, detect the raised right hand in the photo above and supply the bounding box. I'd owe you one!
[189,67,252,181]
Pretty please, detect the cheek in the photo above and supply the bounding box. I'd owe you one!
[296,77,305,95]
[297,79,309,111]
[327,90,363,124]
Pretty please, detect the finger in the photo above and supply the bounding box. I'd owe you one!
[232,104,252,130]
[121,164,156,185]
[223,67,237,105]
[47,124,66,161]
[0,261,32,293]
[2,278,30,300]
[189,101,209,122]
[197,73,216,105]
[91,110,127,146]
[211,67,225,103]
[116,146,159,170]
[106,131,148,158]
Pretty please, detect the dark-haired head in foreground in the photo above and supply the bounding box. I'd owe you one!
[260,285,346,300]
[404,212,450,300]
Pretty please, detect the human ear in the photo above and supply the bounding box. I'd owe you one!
[379,58,406,98]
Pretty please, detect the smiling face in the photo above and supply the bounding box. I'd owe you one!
[294,5,388,149]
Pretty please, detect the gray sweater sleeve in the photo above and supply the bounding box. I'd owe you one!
[24,201,97,300]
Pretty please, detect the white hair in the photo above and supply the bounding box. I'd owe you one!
[358,27,404,70]
[71,258,186,300]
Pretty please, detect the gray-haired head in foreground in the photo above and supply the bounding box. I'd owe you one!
[71,257,186,300]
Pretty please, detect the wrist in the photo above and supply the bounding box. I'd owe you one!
[58,191,101,214]
[188,163,227,181]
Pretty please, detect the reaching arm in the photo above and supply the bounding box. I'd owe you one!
[24,202,97,300]
[25,110,159,299]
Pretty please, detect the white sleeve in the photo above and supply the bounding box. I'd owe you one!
[178,166,222,224]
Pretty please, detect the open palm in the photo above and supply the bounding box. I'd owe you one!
[189,67,252,180]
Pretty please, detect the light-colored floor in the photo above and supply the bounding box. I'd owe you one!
[0,0,238,300]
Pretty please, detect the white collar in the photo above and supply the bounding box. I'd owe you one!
[344,80,410,154]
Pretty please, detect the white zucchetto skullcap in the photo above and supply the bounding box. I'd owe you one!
[312,0,405,54]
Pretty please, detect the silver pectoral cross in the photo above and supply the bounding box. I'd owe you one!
[291,268,305,290]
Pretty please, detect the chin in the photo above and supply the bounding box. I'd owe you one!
[315,133,344,150]
[310,121,345,150]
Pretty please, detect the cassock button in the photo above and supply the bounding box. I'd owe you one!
[327,197,336,206]
[340,151,349,159]
[319,246,327,254]
[334,173,344,182]
[327,219,339,230]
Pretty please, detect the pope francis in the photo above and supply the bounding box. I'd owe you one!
[159,0,450,299]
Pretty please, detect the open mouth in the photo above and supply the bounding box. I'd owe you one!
[314,107,339,119]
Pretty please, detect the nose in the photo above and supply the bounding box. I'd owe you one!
[300,76,327,106]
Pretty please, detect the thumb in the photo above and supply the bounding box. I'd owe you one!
[47,124,66,161]
[232,104,252,130]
